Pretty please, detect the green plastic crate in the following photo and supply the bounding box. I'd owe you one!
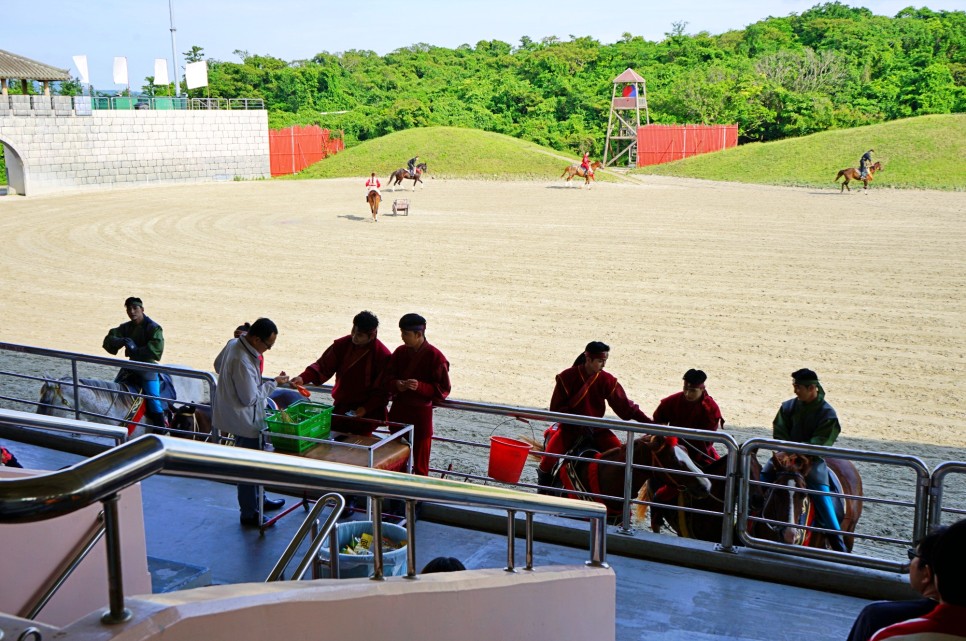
[266,401,333,453]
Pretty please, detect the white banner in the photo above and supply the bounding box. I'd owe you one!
[72,55,89,84]
[184,60,208,89]
[153,59,169,85]
[112,57,128,85]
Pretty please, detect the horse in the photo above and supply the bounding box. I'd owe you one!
[37,373,204,437]
[366,189,381,222]
[754,452,863,552]
[835,161,882,192]
[170,404,215,442]
[636,453,763,543]
[388,163,428,191]
[561,161,603,187]
[528,433,712,523]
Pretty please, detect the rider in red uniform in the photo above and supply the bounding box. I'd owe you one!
[580,152,593,177]
[537,341,652,489]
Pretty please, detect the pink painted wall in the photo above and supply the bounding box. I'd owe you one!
[0,467,151,627]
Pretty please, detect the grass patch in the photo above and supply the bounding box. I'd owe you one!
[633,114,966,191]
[284,126,609,182]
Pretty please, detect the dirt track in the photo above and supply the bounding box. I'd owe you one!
[1,176,964,550]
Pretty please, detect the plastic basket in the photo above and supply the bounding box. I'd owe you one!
[266,401,333,453]
[319,521,408,578]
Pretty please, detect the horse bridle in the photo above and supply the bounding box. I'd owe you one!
[761,470,808,539]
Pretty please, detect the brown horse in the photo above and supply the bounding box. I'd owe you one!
[388,163,427,191]
[754,452,863,552]
[637,453,763,543]
[529,434,711,523]
[170,404,215,442]
[366,189,381,222]
[835,161,882,192]
[561,161,603,187]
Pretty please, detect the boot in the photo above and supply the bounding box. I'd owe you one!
[813,484,848,553]
[146,411,169,435]
[536,469,555,495]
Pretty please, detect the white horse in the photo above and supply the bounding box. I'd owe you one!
[37,372,205,437]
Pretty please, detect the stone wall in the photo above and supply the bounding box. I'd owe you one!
[0,110,269,196]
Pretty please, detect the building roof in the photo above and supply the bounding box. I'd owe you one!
[613,68,646,84]
[0,49,70,81]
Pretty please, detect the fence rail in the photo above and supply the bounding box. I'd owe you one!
[0,95,264,117]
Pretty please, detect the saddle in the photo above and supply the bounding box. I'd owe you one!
[114,370,177,406]
[552,440,604,503]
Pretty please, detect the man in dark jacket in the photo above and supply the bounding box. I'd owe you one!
[102,296,167,429]
[762,368,847,552]
[859,149,874,178]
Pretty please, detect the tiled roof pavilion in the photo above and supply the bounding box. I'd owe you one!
[0,49,70,96]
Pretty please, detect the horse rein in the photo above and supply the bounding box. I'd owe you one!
[760,470,807,537]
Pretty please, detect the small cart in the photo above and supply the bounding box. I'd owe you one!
[392,199,410,216]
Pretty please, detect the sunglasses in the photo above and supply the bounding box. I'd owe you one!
[907,548,920,561]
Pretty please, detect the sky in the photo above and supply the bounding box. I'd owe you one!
[6,1,965,88]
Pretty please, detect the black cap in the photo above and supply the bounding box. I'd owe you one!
[683,369,707,385]
[792,368,819,385]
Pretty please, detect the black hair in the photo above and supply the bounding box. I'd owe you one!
[399,313,427,331]
[421,556,466,574]
[683,369,707,385]
[248,317,278,341]
[916,524,949,571]
[933,519,966,605]
[353,311,379,332]
[574,341,610,367]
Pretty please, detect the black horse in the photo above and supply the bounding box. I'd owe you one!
[388,163,428,190]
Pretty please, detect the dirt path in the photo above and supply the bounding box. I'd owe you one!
[2,176,964,551]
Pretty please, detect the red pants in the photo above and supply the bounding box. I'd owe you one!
[388,402,433,476]
[538,424,622,474]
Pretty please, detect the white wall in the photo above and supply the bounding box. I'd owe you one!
[0,110,269,196]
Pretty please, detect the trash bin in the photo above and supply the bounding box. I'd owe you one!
[319,521,408,578]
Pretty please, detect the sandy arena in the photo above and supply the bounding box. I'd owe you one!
[1,175,964,550]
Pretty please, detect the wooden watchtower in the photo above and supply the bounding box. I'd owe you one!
[603,68,650,167]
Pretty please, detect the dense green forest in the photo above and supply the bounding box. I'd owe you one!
[187,2,965,155]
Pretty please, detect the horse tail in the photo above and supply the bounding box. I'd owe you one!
[634,483,652,525]
[561,167,570,178]
[834,170,845,182]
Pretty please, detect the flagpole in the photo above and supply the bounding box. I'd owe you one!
[169,0,180,98]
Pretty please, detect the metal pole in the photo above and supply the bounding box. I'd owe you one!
[100,495,132,624]
[168,0,180,98]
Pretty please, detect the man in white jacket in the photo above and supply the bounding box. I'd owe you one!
[213,317,289,528]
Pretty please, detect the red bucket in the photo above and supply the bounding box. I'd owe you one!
[488,436,533,483]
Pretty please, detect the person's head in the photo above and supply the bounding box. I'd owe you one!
[246,317,278,354]
[868,149,874,153]
[234,322,251,339]
[351,310,379,346]
[579,341,609,373]
[682,369,707,401]
[791,368,820,403]
[421,556,465,574]
[370,172,376,178]
[399,313,427,348]
[932,518,966,605]
[124,297,145,324]
[908,525,947,598]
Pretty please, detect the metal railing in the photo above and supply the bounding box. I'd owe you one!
[0,95,264,116]
[0,426,609,624]
[930,462,966,526]
[0,341,215,437]
[738,438,932,572]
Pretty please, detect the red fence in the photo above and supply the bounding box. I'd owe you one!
[636,124,738,167]
[268,125,345,176]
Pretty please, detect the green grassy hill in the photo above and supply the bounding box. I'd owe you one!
[287,126,603,182]
[633,114,966,191]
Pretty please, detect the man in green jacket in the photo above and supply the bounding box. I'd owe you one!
[102,296,167,429]
[762,368,847,552]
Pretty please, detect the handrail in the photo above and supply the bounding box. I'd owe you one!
[0,423,608,624]
[267,493,345,582]
[929,461,966,525]
[0,341,216,427]
[21,511,106,619]
[0,408,128,446]
[737,438,931,572]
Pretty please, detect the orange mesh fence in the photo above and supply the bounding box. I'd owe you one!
[269,125,344,176]
[636,124,738,167]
